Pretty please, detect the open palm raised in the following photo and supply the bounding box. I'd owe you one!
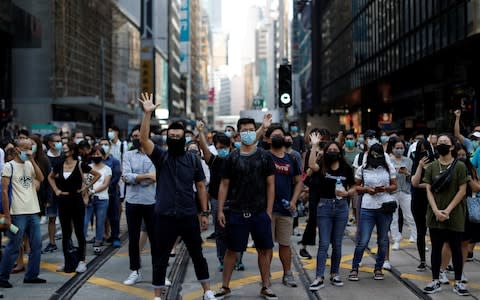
[137,92,159,113]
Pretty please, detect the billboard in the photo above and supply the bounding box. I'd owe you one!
[179,0,190,74]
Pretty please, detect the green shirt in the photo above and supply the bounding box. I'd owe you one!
[423,160,468,232]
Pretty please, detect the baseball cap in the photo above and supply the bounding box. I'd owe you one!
[470,131,480,139]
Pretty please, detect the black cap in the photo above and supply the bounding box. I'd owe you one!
[364,129,376,139]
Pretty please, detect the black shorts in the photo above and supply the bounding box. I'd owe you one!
[225,211,274,252]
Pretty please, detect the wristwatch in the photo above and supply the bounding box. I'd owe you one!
[200,211,210,217]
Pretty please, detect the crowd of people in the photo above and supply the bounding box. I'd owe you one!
[0,94,479,299]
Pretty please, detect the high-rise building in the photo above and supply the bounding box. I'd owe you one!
[310,0,480,132]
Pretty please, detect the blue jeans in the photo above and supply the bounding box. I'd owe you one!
[352,208,392,271]
[0,214,42,281]
[84,196,109,244]
[316,198,349,277]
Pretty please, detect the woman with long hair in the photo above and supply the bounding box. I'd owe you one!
[48,142,100,273]
[348,143,397,281]
[411,138,436,272]
[422,134,468,296]
[309,140,355,290]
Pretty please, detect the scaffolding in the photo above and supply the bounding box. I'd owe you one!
[54,0,113,101]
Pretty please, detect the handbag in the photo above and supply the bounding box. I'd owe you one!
[467,196,480,223]
[380,201,398,214]
[63,239,80,273]
[431,160,457,193]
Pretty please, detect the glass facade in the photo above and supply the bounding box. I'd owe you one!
[319,0,475,104]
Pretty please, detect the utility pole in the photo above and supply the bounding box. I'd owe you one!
[100,37,106,136]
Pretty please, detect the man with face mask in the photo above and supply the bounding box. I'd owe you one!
[0,139,46,287]
[265,125,303,288]
[98,138,122,248]
[138,93,215,300]
[289,121,305,154]
[121,126,157,286]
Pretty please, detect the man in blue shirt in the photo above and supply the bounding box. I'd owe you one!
[138,93,215,300]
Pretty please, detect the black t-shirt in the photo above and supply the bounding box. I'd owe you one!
[52,160,92,194]
[222,148,276,213]
[207,154,226,199]
[318,163,355,199]
[292,135,305,153]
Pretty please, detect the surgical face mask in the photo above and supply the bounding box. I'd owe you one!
[367,138,379,148]
[75,138,84,144]
[225,131,233,138]
[240,131,256,146]
[437,143,451,156]
[54,142,62,152]
[108,131,115,140]
[393,148,404,157]
[284,141,292,148]
[217,148,230,158]
[32,144,37,154]
[380,136,389,144]
[101,145,110,154]
[345,140,355,149]
[19,151,28,162]
[234,141,241,149]
[290,126,299,133]
[185,136,192,145]
[357,137,365,144]
[271,136,285,149]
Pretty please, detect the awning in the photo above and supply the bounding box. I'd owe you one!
[53,96,135,116]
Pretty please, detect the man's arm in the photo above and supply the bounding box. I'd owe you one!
[30,159,44,183]
[195,180,209,230]
[256,113,272,141]
[138,93,158,155]
[2,176,11,226]
[217,178,230,228]
[196,121,212,163]
[454,110,465,145]
[289,175,303,210]
[266,174,275,218]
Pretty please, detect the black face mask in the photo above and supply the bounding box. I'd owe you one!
[437,144,451,156]
[132,139,141,149]
[167,137,186,156]
[284,141,292,148]
[92,156,102,164]
[324,152,339,163]
[271,136,284,149]
[370,157,385,168]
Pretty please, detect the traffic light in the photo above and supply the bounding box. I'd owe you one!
[278,64,292,108]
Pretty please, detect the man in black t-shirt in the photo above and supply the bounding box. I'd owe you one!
[215,118,278,300]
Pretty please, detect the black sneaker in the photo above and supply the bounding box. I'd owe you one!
[446,264,454,273]
[453,282,469,296]
[23,277,47,284]
[467,252,474,262]
[373,270,384,280]
[214,286,231,299]
[416,262,427,272]
[206,232,217,240]
[260,287,278,300]
[309,278,324,291]
[330,275,344,287]
[42,243,57,253]
[424,280,442,294]
[0,280,12,288]
[299,248,312,259]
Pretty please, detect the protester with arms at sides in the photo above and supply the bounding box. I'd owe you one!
[422,134,468,296]
[411,138,436,272]
[122,126,157,286]
[265,125,303,288]
[43,133,63,253]
[387,137,416,250]
[309,140,355,290]
[343,132,361,167]
[215,117,278,300]
[349,143,397,281]
[98,138,122,248]
[289,121,305,154]
[48,142,100,273]
[84,145,112,255]
[284,132,303,235]
[298,128,329,259]
[138,93,216,300]
[0,139,46,288]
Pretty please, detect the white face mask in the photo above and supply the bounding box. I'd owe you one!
[367,138,379,148]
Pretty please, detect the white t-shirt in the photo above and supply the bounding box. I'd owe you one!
[90,164,112,199]
[355,164,397,209]
[2,161,40,215]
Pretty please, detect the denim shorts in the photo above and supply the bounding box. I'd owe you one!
[45,200,58,217]
[225,211,274,252]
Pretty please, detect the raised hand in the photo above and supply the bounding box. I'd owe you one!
[454,109,461,118]
[137,92,159,113]
[263,113,273,129]
[196,120,205,132]
[309,132,321,146]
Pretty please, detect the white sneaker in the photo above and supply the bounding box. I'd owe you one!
[203,290,216,300]
[40,216,47,225]
[165,277,172,286]
[55,217,60,225]
[56,264,65,272]
[408,236,416,243]
[392,242,400,250]
[439,270,449,284]
[383,260,392,270]
[76,261,87,273]
[123,270,141,285]
[153,297,162,300]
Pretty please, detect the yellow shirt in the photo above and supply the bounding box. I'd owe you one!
[2,161,40,215]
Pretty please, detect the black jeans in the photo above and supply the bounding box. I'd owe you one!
[152,215,209,287]
[300,189,319,246]
[58,194,86,261]
[429,228,463,281]
[107,192,120,240]
[411,191,428,262]
[125,202,155,271]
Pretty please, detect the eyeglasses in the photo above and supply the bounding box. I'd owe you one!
[131,135,140,138]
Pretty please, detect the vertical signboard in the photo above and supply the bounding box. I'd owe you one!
[179,0,190,74]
